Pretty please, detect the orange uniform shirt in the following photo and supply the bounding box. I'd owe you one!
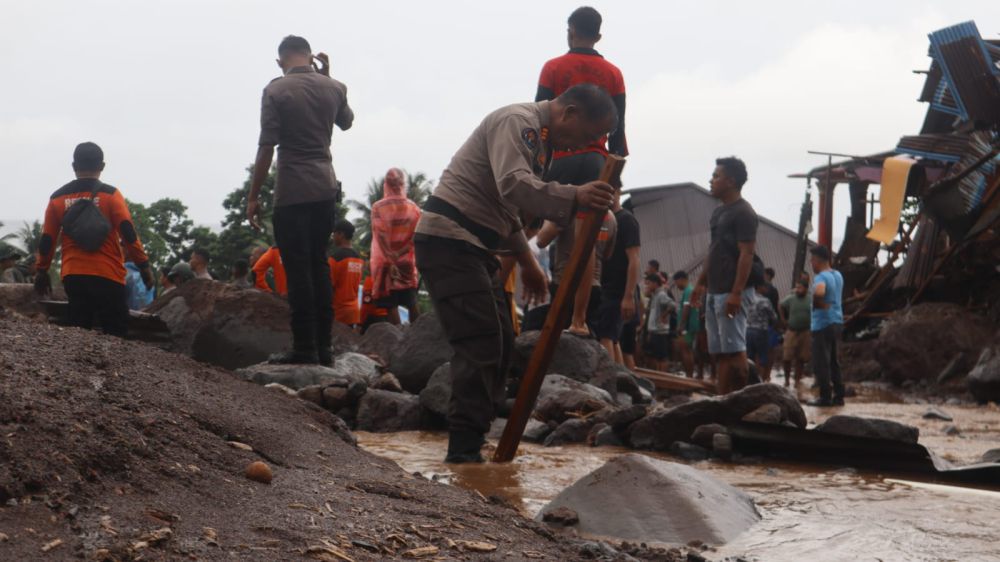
[38,179,149,284]
[329,247,363,325]
[252,247,288,295]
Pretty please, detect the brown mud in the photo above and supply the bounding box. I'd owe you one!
[360,385,1000,562]
[0,312,594,561]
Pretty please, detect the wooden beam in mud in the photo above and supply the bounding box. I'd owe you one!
[633,367,718,394]
[494,155,626,463]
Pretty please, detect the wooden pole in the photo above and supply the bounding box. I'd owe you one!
[493,155,625,462]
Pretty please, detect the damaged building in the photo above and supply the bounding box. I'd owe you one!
[789,20,1000,333]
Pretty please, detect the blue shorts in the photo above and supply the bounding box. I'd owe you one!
[705,289,755,355]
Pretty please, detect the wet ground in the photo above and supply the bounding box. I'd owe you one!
[359,382,1000,562]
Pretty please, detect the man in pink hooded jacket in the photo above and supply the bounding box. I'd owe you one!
[371,168,422,324]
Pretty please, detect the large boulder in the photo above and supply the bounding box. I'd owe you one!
[535,375,614,423]
[237,363,353,390]
[814,415,919,444]
[355,390,423,432]
[0,284,65,320]
[149,280,357,370]
[537,454,760,544]
[327,352,381,385]
[388,312,452,393]
[968,346,1000,404]
[512,331,608,384]
[543,418,595,447]
[875,303,993,385]
[629,384,806,451]
[358,322,403,363]
[419,362,452,418]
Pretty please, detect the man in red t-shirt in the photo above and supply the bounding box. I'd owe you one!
[536,6,627,337]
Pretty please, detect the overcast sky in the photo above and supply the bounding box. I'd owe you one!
[2,1,997,244]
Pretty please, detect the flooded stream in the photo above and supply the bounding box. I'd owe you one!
[360,400,1000,561]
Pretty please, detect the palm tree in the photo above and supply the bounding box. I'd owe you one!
[0,220,15,244]
[349,171,433,251]
[15,220,43,254]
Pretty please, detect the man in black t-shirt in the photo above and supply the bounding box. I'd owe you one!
[598,189,641,363]
[691,157,758,395]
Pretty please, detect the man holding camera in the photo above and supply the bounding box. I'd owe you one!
[247,35,354,366]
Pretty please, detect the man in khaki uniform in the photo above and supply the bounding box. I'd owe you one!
[416,84,618,463]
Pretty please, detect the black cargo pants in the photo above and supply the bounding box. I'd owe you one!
[415,235,514,436]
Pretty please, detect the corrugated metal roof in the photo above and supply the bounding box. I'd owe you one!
[625,183,809,294]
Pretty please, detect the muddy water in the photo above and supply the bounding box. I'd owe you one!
[359,400,1000,562]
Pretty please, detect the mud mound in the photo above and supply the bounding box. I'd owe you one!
[0,316,579,561]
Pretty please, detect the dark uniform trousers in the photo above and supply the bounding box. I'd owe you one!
[63,274,129,337]
[273,200,336,354]
[415,235,514,436]
[811,323,845,402]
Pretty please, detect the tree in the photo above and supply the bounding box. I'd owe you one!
[14,220,43,254]
[0,220,16,244]
[348,171,433,251]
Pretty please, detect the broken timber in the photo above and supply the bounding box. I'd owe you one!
[633,367,717,394]
[494,155,626,463]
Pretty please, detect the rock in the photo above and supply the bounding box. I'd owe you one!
[512,331,608,384]
[541,506,579,526]
[296,385,324,405]
[264,383,297,396]
[712,434,733,460]
[741,403,782,424]
[328,352,381,385]
[922,407,953,422]
[536,454,760,544]
[244,461,273,484]
[355,390,422,432]
[372,372,403,393]
[237,363,351,390]
[321,386,352,412]
[419,363,452,418]
[358,322,403,363]
[690,424,729,448]
[534,375,615,423]
[968,346,1000,404]
[875,303,993,385]
[543,418,594,446]
[980,448,1000,464]
[524,419,554,443]
[388,312,452,393]
[615,393,634,407]
[943,425,961,436]
[814,415,919,444]
[586,423,609,446]
[670,441,709,461]
[591,425,624,448]
[595,405,648,431]
[629,384,805,450]
[487,418,508,440]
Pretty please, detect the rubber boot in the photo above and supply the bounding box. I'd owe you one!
[444,430,485,464]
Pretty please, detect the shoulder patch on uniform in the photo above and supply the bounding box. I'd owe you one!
[521,128,540,151]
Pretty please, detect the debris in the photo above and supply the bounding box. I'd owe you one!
[458,540,498,552]
[306,544,355,562]
[815,415,920,444]
[228,441,254,451]
[542,506,579,526]
[944,425,962,436]
[670,441,710,461]
[401,545,439,558]
[245,461,273,484]
[40,538,63,552]
[922,407,954,421]
[202,527,219,546]
[0,533,7,542]
[141,527,173,545]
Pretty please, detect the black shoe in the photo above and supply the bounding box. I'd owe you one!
[317,348,334,368]
[444,431,485,464]
[807,398,833,407]
[832,397,845,406]
[267,350,319,365]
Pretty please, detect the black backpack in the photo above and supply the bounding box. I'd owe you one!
[63,183,111,252]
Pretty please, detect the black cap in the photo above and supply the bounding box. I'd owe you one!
[810,245,832,262]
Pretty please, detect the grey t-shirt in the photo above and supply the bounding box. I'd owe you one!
[259,66,354,208]
[707,198,758,294]
[647,288,677,334]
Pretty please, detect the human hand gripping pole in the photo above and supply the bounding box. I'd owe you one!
[494,155,625,463]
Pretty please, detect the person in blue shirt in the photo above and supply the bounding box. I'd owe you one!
[807,246,845,407]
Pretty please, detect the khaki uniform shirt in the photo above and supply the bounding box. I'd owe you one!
[259,66,354,208]
[416,101,577,254]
